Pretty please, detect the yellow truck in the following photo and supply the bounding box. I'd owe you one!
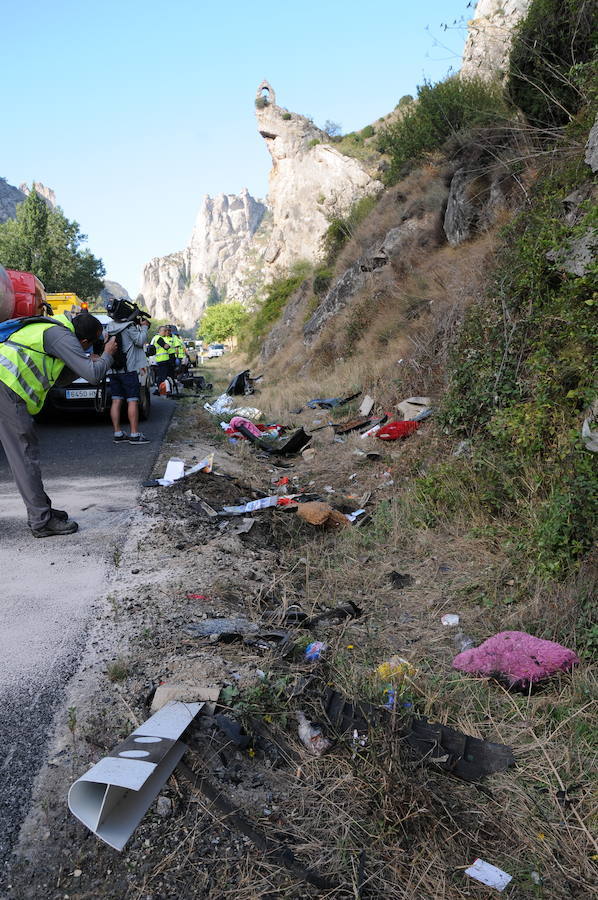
[46,292,87,316]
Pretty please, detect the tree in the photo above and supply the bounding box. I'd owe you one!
[0,187,105,299]
[197,302,248,343]
[323,119,342,137]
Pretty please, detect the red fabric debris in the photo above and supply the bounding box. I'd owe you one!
[377,420,420,440]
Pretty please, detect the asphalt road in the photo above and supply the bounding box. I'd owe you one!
[0,396,175,890]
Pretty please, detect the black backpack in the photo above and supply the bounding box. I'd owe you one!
[111,331,128,372]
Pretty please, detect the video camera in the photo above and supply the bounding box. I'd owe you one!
[105,297,151,324]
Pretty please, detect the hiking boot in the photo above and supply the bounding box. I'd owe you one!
[50,508,69,521]
[113,433,129,443]
[31,516,79,538]
[129,433,150,445]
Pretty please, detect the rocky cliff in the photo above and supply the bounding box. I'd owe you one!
[255,81,383,272]
[461,0,531,80]
[140,189,267,327]
[0,179,26,223]
[140,83,381,328]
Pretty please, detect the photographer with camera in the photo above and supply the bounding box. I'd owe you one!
[0,310,116,537]
[104,298,151,445]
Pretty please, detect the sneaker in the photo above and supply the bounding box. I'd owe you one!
[113,433,129,443]
[31,516,79,538]
[129,433,150,444]
[50,508,69,521]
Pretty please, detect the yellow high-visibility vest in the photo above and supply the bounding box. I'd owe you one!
[0,316,75,415]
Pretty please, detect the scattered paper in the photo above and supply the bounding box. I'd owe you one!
[465,859,512,892]
[359,395,375,417]
[441,614,460,626]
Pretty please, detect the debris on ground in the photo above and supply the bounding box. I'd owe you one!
[296,711,333,756]
[151,684,221,714]
[183,617,261,640]
[68,701,202,851]
[376,656,416,680]
[465,858,513,892]
[404,718,515,782]
[358,394,375,416]
[378,420,420,440]
[453,630,580,688]
[305,641,328,661]
[226,369,257,396]
[388,570,414,588]
[440,613,460,626]
[296,501,349,528]
[305,391,360,410]
[396,396,432,420]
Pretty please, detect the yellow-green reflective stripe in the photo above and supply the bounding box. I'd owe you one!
[0,353,40,401]
[4,341,51,388]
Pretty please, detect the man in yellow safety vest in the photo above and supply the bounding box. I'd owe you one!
[0,311,116,537]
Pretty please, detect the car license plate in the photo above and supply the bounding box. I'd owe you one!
[65,389,96,399]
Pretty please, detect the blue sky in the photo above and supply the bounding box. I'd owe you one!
[2,0,471,295]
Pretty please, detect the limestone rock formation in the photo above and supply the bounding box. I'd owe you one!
[100,280,131,303]
[255,81,383,271]
[140,189,267,327]
[0,179,26,223]
[19,181,56,209]
[461,0,531,81]
[0,178,57,224]
[585,114,598,173]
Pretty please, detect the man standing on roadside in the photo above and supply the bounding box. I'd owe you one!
[150,325,173,394]
[105,312,151,445]
[0,311,116,537]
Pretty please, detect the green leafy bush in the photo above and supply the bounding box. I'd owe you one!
[240,262,310,357]
[507,0,597,127]
[377,76,512,184]
[281,111,292,120]
[255,96,269,109]
[322,195,378,263]
[428,152,598,577]
[360,125,375,139]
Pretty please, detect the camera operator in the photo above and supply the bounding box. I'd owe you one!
[105,299,151,445]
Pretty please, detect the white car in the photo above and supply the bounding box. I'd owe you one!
[207,343,225,358]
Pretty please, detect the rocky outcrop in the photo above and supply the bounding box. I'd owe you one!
[100,280,131,303]
[303,214,439,339]
[0,179,26,223]
[140,189,267,327]
[461,0,531,81]
[19,181,56,209]
[0,179,56,224]
[255,82,383,272]
[585,114,598,173]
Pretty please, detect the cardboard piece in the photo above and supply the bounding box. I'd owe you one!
[68,701,201,850]
[150,684,221,714]
[359,395,375,417]
[296,501,349,528]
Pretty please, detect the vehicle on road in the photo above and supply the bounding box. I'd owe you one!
[43,314,152,420]
[184,340,198,365]
[207,343,225,358]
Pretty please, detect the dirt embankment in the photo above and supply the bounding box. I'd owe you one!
[8,376,595,899]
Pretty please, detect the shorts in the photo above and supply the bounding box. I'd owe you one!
[109,371,141,401]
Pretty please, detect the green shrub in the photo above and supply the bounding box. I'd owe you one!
[507,0,598,127]
[431,152,598,577]
[322,195,378,263]
[308,138,321,149]
[240,262,310,357]
[360,125,375,139]
[255,96,269,109]
[281,111,292,120]
[377,76,512,184]
[313,266,333,295]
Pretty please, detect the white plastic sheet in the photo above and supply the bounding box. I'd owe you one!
[68,701,201,850]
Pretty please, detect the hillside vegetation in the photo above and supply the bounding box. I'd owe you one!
[226,5,598,890]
